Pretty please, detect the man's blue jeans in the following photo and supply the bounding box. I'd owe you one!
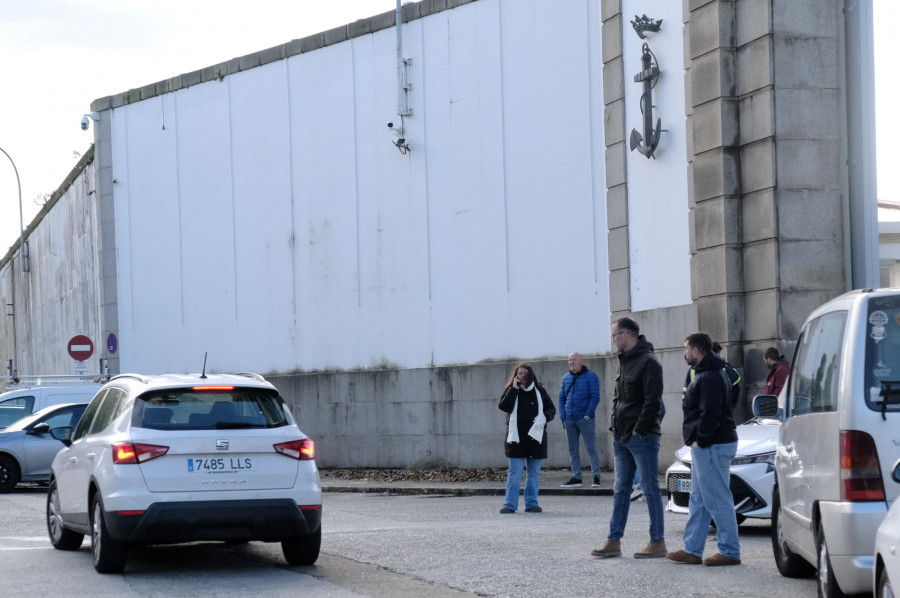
[609,434,664,542]
[564,417,601,479]
[683,441,740,560]
[503,457,542,511]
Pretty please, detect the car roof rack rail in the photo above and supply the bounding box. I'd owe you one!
[236,372,267,382]
[2,374,108,387]
[109,373,150,384]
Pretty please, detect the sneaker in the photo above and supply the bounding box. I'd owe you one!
[561,477,583,488]
[633,540,667,559]
[591,540,622,558]
[524,506,543,513]
[499,507,515,514]
[592,476,601,488]
[703,553,741,566]
[666,550,702,565]
[630,483,643,501]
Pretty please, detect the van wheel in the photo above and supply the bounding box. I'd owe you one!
[47,480,83,550]
[282,527,321,566]
[0,455,20,493]
[771,487,815,577]
[816,524,847,598]
[91,495,128,573]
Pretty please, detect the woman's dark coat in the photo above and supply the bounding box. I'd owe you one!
[499,385,557,459]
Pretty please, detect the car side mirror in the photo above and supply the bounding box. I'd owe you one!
[893,459,900,484]
[50,427,74,447]
[28,422,51,435]
[752,395,779,418]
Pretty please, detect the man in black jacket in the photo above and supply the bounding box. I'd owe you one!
[592,317,666,559]
[667,332,741,567]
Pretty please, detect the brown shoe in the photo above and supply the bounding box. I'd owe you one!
[634,540,667,559]
[666,549,702,564]
[591,539,622,558]
[703,553,741,566]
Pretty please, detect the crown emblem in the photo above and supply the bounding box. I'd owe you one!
[630,14,663,39]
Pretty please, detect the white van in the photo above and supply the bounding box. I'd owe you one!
[0,384,102,429]
[754,288,900,597]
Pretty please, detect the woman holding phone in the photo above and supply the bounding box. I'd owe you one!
[498,362,556,513]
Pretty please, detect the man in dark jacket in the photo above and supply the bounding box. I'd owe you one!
[559,352,602,488]
[667,332,741,567]
[592,317,666,560]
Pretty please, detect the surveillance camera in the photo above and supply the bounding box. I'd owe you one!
[81,116,90,131]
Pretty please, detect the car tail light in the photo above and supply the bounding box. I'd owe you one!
[840,430,885,501]
[113,442,170,464]
[274,439,315,460]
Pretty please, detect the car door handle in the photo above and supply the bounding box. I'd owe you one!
[86,453,96,461]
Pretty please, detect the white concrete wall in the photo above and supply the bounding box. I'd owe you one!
[622,1,692,311]
[108,0,612,375]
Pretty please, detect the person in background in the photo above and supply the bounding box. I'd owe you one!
[592,317,666,559]
[668,332,741,566]
[559,352,602,488]
[498,362,556,514]
[763,347,790,397]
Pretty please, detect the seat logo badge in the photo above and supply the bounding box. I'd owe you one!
[216,440,229,451]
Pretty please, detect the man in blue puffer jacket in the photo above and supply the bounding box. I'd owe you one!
[559,352,602,488]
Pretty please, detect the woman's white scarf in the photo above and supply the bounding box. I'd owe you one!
[507,382,547,444]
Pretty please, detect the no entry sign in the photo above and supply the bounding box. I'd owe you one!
[68,335,94,362]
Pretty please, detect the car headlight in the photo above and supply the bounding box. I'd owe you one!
[731,451,775,472]
[675,450,691,465]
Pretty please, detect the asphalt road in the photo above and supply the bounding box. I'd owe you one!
[1,486,818,598]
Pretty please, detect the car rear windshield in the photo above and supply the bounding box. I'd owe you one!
[865,295,900,414]
[133,387,289,430]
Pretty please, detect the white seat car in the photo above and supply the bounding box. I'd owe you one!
[665,412,779,523]
[875,459,900,598]
[46,372,321,573]
[754,288,900,597]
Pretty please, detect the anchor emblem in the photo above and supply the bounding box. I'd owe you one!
[629,42,662,159]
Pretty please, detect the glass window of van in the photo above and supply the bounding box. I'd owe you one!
[788,311,847,416]
[864,295,900,413]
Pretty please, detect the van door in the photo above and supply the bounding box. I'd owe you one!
[777,310,847,558]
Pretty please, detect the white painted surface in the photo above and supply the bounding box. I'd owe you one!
[109,0,613,374]
[622,1,691,311]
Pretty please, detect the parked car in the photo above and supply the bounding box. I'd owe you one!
[0,383,101,429]
[875,459,900,598]
[665,411,779,523]
[46,372,321,573]
[754,288,900,597]
[0,402,89,492]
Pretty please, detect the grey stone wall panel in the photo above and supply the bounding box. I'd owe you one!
[743,239,777,291]
[778,239,845,291]
[602,14,623,64]
[684,67,693,116]
[735,36,772,96]
[607,184,628,229]
[693,196,742,250]
[776,189,843,243]
[603,56,625,103]
[605,141,627,188]
[773,37,839,89]
[779,289,843,340]
[741,188,776,243]
[689,0,717,11]
[692,98,739,154]
[609,267,631,312]
[739,88,774,146]
[696,293,745,347]
[774,88,840,140]
[736,0,771,46]
[691,49,736,107]
[743,290,779,340]
[605,98,626,146]
[689,0,735,59]
[739,138,776,195]
[693,147,741,201]
[601,0,621,23]
[772,0,838,38]
[607,226,630,270]
[685,113,694,159]
[775,139,841,191]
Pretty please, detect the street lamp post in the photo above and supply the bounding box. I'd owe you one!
[0,146,29,273]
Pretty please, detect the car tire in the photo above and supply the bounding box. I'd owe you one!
[878,566,893,598]
[771,487,815,578]
[816,524,847,598]
[46,480,84,550]
[282,527,321,566]
[91,494,128,573]
[0,454,21,493]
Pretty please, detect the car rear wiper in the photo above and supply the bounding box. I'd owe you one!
[876,381,900,421]
[215,422,255,429]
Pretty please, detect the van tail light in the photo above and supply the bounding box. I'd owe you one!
[840,430,885,501]
[274,439,315,460]
[113,442,169,464]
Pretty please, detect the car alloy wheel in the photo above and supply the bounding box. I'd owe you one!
[46,481,84,550]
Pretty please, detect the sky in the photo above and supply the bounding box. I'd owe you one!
[0,1,897,251]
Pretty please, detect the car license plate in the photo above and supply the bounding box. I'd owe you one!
[677,478,692,493]
[187,457,253,473]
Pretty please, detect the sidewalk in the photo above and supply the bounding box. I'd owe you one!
[320,468,667,498]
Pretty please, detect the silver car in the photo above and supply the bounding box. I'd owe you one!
[0,402,88,492]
